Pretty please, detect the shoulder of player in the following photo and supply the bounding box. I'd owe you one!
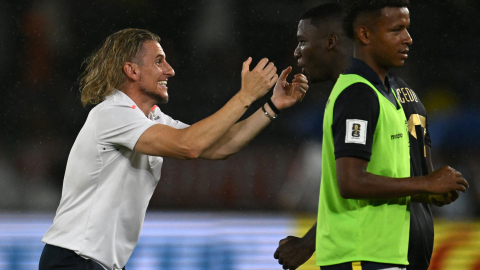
[89,98,150,126]
[336,83,379,106]
[333,83,380,118]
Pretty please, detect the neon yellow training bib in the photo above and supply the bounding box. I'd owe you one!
[317,74,411,266]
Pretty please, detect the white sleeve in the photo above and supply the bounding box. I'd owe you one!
[96,105,155,150]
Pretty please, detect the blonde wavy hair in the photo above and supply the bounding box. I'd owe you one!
[79,28,161,106]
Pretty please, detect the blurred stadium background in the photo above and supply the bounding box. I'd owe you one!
[1,0,479,269]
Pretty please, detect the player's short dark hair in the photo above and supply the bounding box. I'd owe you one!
[343,0,410,39]
[300,2,344,28]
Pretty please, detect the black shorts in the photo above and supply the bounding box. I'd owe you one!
[39,244,126,270]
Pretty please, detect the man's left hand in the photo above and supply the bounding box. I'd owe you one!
[271,67,308,110]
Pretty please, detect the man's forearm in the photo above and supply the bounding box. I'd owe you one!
[301,222,317,251]
[336,157,467,200]
[180,94,252,157]
[336,157,429,199]
[199,102,275,159]
[340,173,427,199]
[136,94,254,159]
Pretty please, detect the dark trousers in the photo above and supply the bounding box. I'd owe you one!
[39,244,126,270]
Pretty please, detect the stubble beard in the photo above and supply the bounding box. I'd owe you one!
[140,86,169,104]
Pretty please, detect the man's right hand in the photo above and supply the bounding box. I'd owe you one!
[238,57,279,106]
[274,236,314,270]
[425,165,469,194]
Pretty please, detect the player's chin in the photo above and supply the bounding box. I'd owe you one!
[157,94,169,104]
[390,60,406,68]
[145,88,168,104]
[156,89,169,104]
[397,56,408,65]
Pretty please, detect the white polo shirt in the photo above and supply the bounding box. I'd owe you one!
[42,90,188,270]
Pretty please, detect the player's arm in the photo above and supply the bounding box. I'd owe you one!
[134,58,278,159]
[199,68,308,160]
[274,222,316,270]
[337,157,468,199]
[333,85,468,199]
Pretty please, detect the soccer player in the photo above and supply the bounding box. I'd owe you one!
[39,28,308,270]
[274,1,468,270]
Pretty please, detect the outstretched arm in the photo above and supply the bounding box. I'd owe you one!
[199,67,308,160]
[274,222,316,270]
[134,58,278,159]
[336,156,468,199]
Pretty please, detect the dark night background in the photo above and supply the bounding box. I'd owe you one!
[0,0,479,219]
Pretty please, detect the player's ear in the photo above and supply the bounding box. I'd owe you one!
[356,25,371,45]
[123,62,139,81]
[327,33,338,50]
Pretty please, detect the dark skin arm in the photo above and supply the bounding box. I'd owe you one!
[336,156,468,199]
[273,222,316,270]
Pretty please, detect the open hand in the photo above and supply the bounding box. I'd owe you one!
[238,57,279,105]
[271,66,308,110]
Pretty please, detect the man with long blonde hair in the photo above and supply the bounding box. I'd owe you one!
[39,28,308,270]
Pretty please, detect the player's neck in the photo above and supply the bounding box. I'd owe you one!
[354,49,388,85]
[331,68,343,83]
[331,57,351,83]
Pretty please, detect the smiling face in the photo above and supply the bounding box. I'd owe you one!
[134,40,175,104]
[368,7,412,70]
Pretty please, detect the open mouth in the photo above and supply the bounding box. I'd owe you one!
[158,81,167,86]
